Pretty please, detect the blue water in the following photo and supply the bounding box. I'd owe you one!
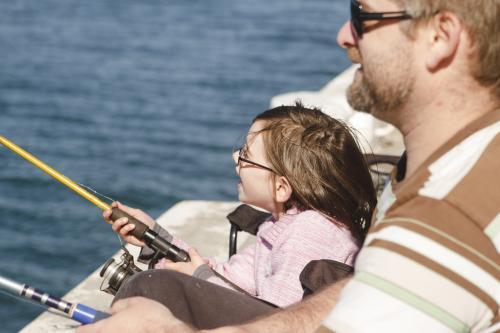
[0,1,350,331]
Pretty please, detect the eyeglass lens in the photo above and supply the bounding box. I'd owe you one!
[350,0,363,37]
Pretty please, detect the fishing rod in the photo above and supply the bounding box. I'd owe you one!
[0,136,253,296]
[0,136,189,263]
[0,275,109,325]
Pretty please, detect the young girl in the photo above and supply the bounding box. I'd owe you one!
[105,103,376,307]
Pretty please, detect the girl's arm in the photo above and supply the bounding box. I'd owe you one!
[256,241,307,306]
[194,242,258,295]
[155,240,258,296]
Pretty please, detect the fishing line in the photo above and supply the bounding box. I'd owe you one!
[77,183,116,204]
[77,183,124,247]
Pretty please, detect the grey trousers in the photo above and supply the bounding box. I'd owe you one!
[114,270,276,329]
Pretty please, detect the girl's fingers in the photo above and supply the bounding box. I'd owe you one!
[113,201,154,226]
[188,248,199,261]
[161,262,177,270]
[188,248,204,265]
[115,201,137,216]
[119,223,136,237]
[113,201,135,217]
[155,260,167,269]
[111,217,129,232]
[158,258,173,264]
[154,258,174,269]
[112,218,137,239]
[188,248,199,257]
[102,209,113,224]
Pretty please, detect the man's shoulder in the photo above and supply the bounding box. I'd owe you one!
[346,121,500,333]
[327,200,499,333]
[385,120,500,248]
[417,119,500,205]
[373,121,499,294]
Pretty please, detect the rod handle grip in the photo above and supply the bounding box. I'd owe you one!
[110,208,149,239]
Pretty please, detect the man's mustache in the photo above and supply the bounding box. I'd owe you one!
[347,47,362,64]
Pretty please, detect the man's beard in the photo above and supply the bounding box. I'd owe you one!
[346,47,414,119]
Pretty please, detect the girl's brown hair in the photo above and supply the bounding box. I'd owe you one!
[254,103,376,242]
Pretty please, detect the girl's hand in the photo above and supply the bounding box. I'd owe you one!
[103,201,156,247]
[154,248,205,276]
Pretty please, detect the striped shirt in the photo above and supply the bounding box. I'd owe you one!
[324,110,500,333]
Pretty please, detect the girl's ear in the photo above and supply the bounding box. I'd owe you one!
[275,176,292,203]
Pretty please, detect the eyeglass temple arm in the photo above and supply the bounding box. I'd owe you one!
[359,11,412,20]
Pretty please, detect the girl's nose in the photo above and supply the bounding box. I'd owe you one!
[232,150,241,173]
[232,150,239,164]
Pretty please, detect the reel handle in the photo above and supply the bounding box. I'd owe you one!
[110,208,149,239]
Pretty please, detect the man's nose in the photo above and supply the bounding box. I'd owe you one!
[337,20,357,48]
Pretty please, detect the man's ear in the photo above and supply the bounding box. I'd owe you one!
[275,176,292,203]
[425,11,463,70]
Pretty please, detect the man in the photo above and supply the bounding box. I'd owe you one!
[79,0,499,332]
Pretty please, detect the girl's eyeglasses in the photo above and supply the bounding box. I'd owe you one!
[234,147,275,173]
[350,0,412,38]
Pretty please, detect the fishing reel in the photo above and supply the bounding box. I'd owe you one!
[99,247,142,295]
[99,211,191,295]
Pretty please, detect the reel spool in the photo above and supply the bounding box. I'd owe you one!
[99,247,142,295]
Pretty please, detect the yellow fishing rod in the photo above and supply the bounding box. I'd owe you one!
[0,135,189,262]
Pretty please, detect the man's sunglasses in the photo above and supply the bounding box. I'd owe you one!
[350,0,412,38]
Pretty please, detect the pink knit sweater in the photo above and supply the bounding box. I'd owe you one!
[175,208,360,307]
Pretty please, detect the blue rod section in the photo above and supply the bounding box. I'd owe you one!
[0,275,109,325]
